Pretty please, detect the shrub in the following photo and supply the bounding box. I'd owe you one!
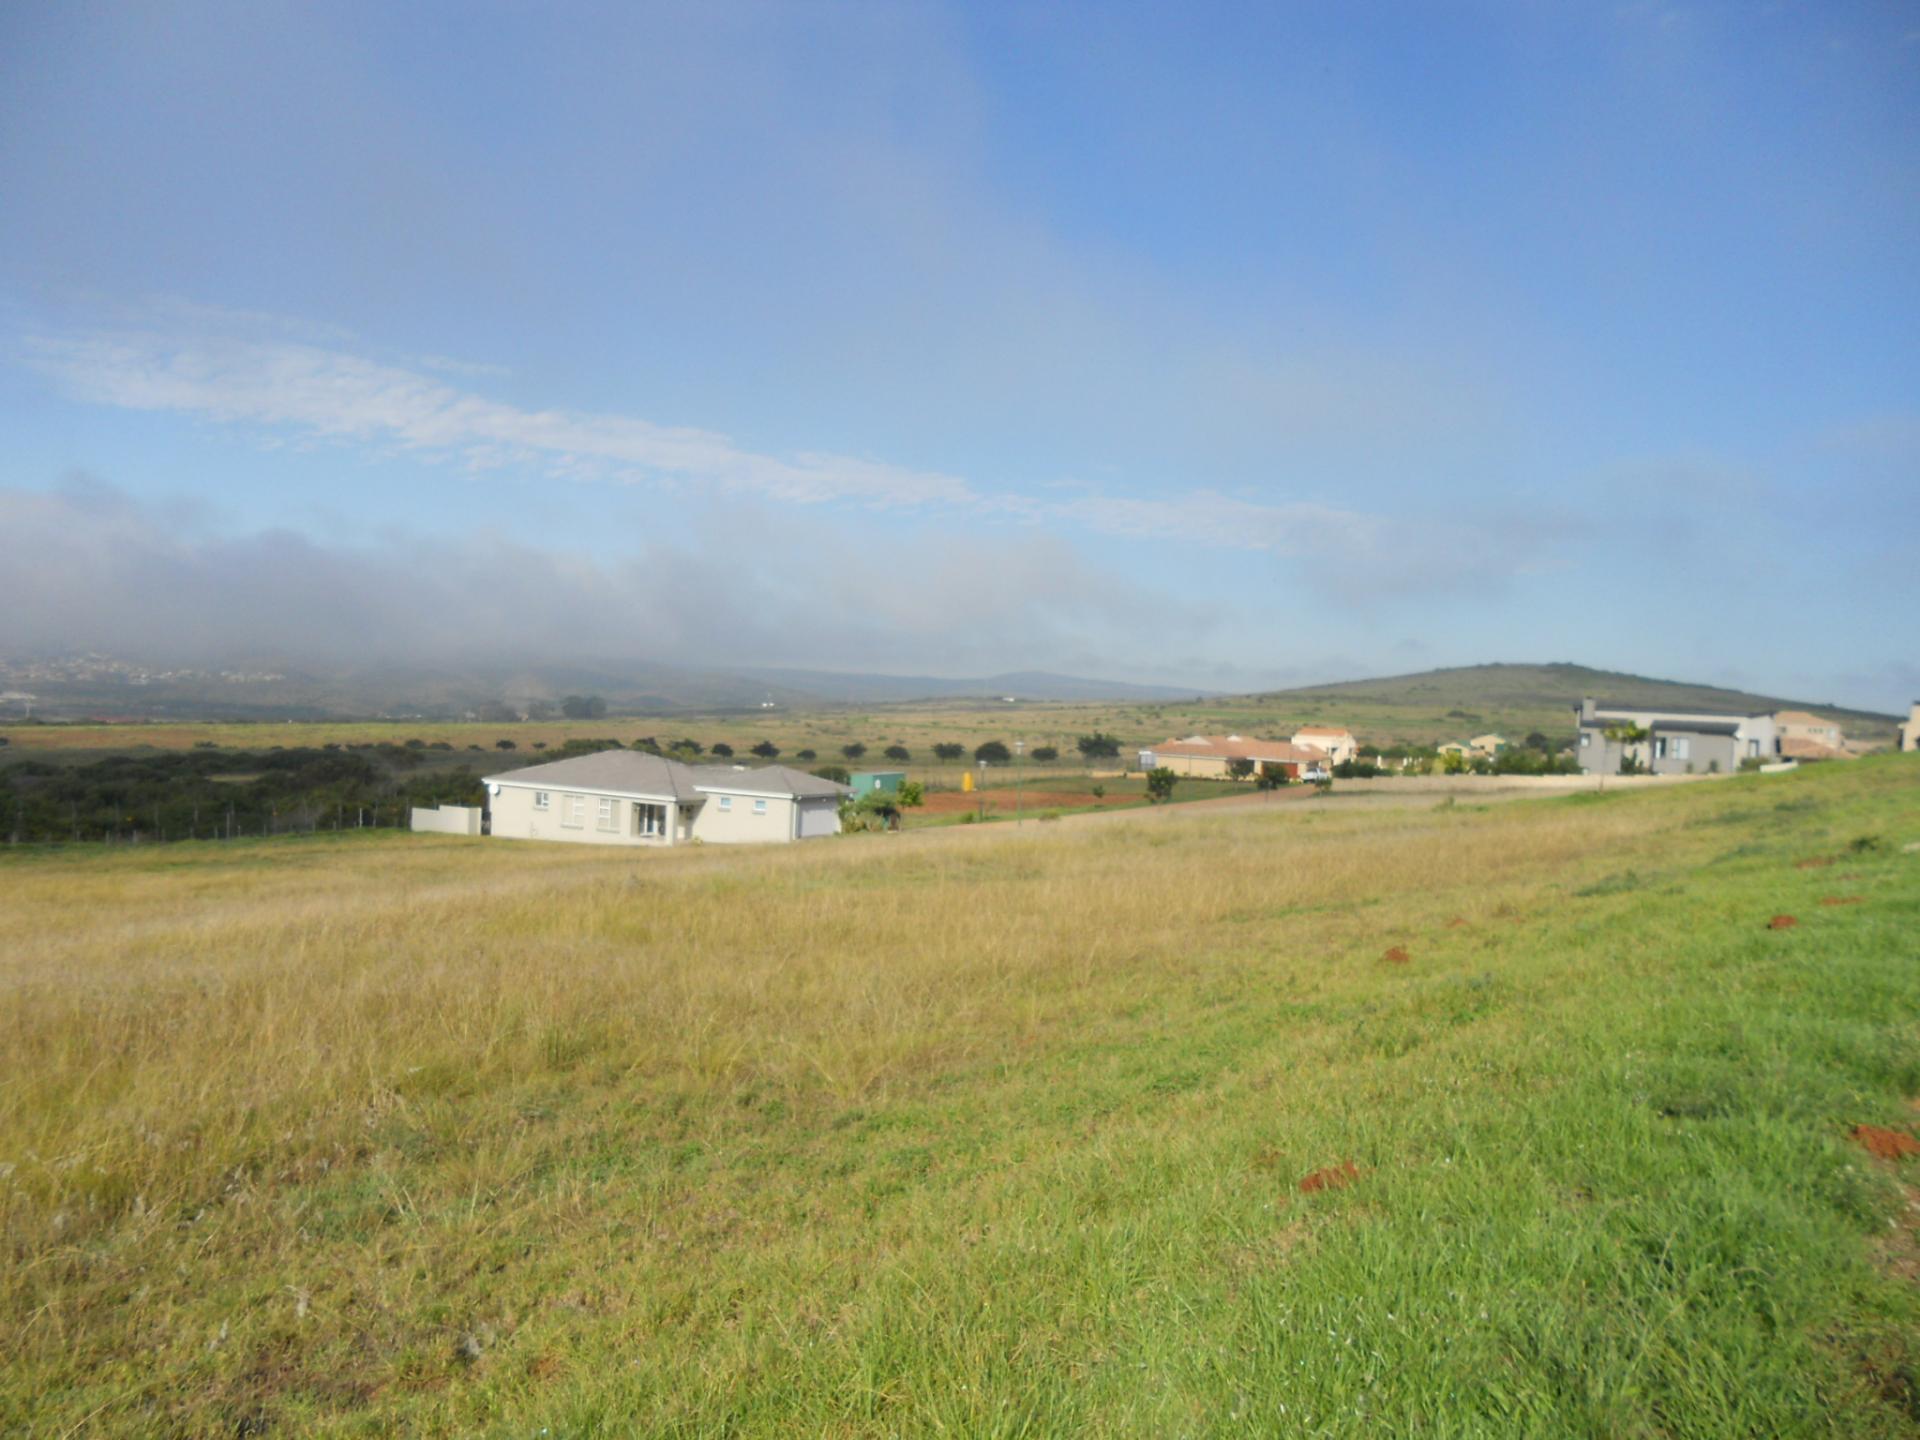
[932,743,966,761]
[841,743,867,761]
[1090,784,1105,799]
[795,748,817,761]
[1076,732,1122,760]
[1145,767,1176,803]
[974,740,1011,764]
[495,739,516,750]
[884,745,911,762]
[751,741,780,759]
[1031,746,1059,762]
[711,743,734,758]
[812,765,852,785]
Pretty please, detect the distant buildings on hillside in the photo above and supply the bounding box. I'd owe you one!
[1572,697,1867,775]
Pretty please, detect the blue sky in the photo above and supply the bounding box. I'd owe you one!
[1,2,1915,707]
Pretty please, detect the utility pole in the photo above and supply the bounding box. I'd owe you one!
[1014,739,1024,826]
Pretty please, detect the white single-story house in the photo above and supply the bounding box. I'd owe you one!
[482,750,851,847]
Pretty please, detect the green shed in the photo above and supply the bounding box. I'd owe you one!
[849,770,905,797]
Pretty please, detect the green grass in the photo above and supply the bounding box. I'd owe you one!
[3,759,1918,1435]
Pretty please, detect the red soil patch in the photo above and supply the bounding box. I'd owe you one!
[1794,856,1835,870]
[1299,1160,1361,1194]
[1768,915,1798,930]
[1852,1125,1920,1161]
[1819,896,1865,906]
[1445,918,1470,929]
[919,789,1134,815]
[1381,946,1411,965]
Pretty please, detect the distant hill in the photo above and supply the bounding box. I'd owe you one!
[1254,663,1894,725]
[1129,663,1900,749]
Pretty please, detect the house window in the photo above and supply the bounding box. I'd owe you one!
[719,795,732,811]
[635,802,666,837]
[597,796,617,831]
[1672,737,1690,760]
[753,798,768,815]
[1654,737,1667,759]
[533,791,550,810]
[563,793,586,827]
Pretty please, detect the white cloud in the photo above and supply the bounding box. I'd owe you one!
[18,307,1585,601]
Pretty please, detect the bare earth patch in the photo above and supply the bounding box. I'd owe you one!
[1299,1161,1361,1194]
[1820,896,1865,906]
[1381,946,1411,965]
[1769,915,1799,930]
[1852,1125,1920,1161]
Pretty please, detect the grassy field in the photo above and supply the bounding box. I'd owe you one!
[3,758,1919,1435]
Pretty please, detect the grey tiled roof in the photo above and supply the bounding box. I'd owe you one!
[483,749,701,802]
[484,750,853,803]
[690,764,852,798]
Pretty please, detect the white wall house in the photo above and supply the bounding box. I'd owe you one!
[482,751,850,847]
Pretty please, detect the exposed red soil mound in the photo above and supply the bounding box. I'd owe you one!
[1852,1125,1920,1161]
[1381,946,1411,965]
[1768,915,1798,930]
[1795,856,1835,869]
[1819,896,1865,906]
[1299,1160,1361,1194]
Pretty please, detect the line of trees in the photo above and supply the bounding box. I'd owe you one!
[0,747,485,846]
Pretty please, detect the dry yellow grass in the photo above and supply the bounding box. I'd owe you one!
[4,762,1918,1435]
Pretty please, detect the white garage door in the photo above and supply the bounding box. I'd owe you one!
[797,798,839,838]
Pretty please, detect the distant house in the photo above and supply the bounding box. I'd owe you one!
[1771,711,1852,761]
[1436,742,1472,760]
[1902,703,1920,753]
[1137,734,1330,781]
[1468,733,1507,758]
[483,751,849,846]
[1574,697,1775,776]
[1292,725,1358,765]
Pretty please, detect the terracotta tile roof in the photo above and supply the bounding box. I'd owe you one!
[1149,735,1328,762]
[1294,725,1353,737]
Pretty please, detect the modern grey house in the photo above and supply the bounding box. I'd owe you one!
[1573,697,1777,776]
[482,750,850,846]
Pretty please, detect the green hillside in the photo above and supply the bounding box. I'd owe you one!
[1119,662,1899,750]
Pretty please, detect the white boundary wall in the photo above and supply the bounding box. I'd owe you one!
[410,804,483,836]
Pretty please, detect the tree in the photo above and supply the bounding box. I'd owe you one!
[630,736,662,754]
[795,748,817,761]
[1523,731,1551,753]
[561,694,607,719]
[1255,761,1290,794]
[672,738,705,756]
[1031,745,1059,762]
[494,739,516,750]
[847,778,926,832]
[711,742,734,758]
[1226,757,1255,782]
[1145,766,1177,803]
[932,742,966,761]
[1603,722,1649,775]
[841,742,867,761]
[883,744,911,762]
[1440,749,1468,774]
[1076,732,1122,760]
[751,740,780,759]
[812,764,851,784]
[974,740,1011,764]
